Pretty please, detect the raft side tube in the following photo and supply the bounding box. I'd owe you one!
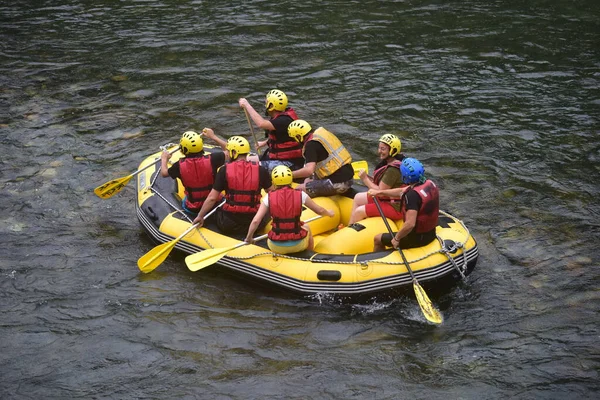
[314,217,395,255]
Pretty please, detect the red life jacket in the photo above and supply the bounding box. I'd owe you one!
[373,160,400,184]
[179,155,214,210]
[402,180,439,233]
[267,108,303,160]
[372,160,403,204]
[268,187,308,241]
[223,160,262,214]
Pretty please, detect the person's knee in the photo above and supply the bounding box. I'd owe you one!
[374,233,382,246]
[350,205,367,224]
[356,192,367,206]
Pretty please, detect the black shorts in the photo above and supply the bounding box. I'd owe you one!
[216,209,269,235]
[380,231,436,249]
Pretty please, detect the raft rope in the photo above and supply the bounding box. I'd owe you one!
[438,210,470,277]
[227,210,472,269]
[436,236,466,280]
[146,148,472,268]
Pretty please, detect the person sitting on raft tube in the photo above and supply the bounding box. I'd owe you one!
[348,134,406,225]
[288,119,354,198]
[193,136,272,235]
[244,166,335,254]
[371,157,439,251]
[239,89,304,173]
[160,131,226,215]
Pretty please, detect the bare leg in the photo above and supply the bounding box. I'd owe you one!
[349,205,368,225]
[349,193,369,224]
[303,226,314,251]
[348,192,369,225]
[373,233,386,252]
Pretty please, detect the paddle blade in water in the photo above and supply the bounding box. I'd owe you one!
[137,240,176,273]
[413,281,443,324]
[94,175,133,199]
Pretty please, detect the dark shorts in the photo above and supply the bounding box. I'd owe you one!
[380,231,436,249]
[216,209,269,235]
[305,179,353,198]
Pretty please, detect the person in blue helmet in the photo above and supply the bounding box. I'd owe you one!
[371,158,439,251]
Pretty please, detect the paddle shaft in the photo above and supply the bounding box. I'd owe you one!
[137,199,226,273]
[95,146,181,199]
[372,196,417,281]
[243,108,260,155]
[373,196,442,324]
[163,198,226,244]
[132,146,180,178]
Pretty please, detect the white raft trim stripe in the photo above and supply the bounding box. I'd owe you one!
[136,205,478,294]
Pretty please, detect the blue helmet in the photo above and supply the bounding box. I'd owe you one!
[400,158,425,184]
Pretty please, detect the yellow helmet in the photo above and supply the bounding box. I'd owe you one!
[288,119,312,143]
[271,165,293,186]
[379,134,401,157]
[180,131,204,155]
[226,136,250,159]
[265,89,288,112]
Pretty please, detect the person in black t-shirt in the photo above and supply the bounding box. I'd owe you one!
[193,136,272,235]
[239,89,304,173]
[160,131,225,215]
[371,158,439,251]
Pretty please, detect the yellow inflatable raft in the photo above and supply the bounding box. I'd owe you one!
[136,146,478,296]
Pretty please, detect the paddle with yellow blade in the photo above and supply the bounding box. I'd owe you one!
[372,196,443,325]
[94,146,180,199]
[351,160,369,180]
[186,215,323,272]
[137,199,226,273]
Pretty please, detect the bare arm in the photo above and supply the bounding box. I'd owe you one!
[304,197,335,218]
[192,189,221,227]
[160,150,171,177]
[369,185,408,198]
[359,169,393,190]
[358,169,376,189]
[292,161,316,179]
[202,128,227,151]
[245,202,269,243]
[239,98,275,131]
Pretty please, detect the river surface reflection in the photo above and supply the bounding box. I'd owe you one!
[1,1,598,398]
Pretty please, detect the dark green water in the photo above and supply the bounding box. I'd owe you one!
[1,1,598,398]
